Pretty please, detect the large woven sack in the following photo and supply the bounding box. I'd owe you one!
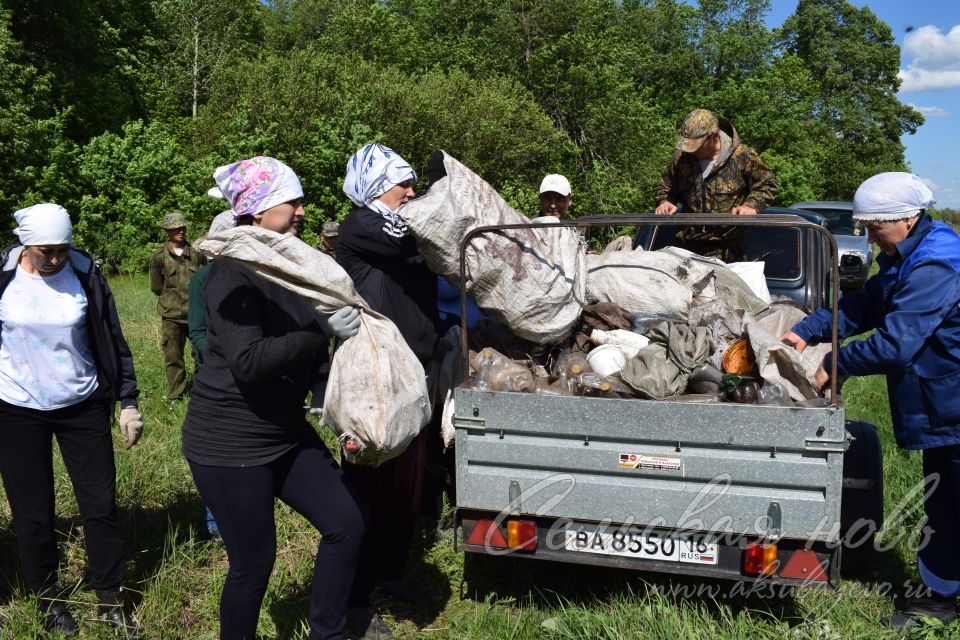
[585,249,712,319]
[399,151,585,343]
[195,226,431,466]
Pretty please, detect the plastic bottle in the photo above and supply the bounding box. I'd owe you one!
[554,363,585,394]
[578,371,621,397]
[553,350,591,379]
[589,329,650,358]
[471,348,494,390]
[533,377,572,396]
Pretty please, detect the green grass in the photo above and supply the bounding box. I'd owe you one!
[0,274,955,639]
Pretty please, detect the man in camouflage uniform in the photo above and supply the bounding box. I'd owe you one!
[149,212,205,402]
[319,220,339,258]
[654,108,777,261]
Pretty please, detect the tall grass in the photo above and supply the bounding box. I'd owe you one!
[0,275,952,638]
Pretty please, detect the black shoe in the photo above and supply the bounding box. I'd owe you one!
[884,593,957,630]
[98,604,143,639]
[347,605,392,640]
[43,601,78,637]
[376,577,437,605]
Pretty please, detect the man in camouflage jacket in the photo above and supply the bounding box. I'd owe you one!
[654,109,777,261]
[149,211,205,401]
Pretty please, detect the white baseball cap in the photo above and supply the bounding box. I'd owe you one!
[539,174,571,196]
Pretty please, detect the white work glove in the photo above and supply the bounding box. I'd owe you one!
[317,306,361,339]
[118,406,143,450]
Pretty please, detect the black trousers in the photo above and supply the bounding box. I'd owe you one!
[344,431,425,607]
[0,396,125,596]
[189,435,366,640]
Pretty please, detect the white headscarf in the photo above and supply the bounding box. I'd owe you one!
[853,172,935,222]
[343,143,417,235]
[213,156,303,218]
[13,203,73,246]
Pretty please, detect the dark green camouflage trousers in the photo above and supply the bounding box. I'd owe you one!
[161,319,193,401]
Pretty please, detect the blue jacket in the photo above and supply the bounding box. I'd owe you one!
[791,214,960,449]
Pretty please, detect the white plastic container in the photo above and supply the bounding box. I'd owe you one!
[586,344,628,377]
[589,329,650,359]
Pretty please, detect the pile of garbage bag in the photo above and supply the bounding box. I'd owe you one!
[460,232,831,409]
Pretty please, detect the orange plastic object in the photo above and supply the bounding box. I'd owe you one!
[722,338,758,375]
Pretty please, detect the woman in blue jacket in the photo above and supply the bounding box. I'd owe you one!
[781,172,960,629]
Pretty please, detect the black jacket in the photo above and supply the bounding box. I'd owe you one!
[336,207,438,364]
[0,244,139,406]
[182,258,330,466]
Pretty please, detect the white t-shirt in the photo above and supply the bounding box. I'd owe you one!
[0,264,99,409]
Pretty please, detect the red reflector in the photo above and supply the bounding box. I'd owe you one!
[466,519,508,549]
[506,520,537,551]
[742,542,778,576]
[779,549,828,581]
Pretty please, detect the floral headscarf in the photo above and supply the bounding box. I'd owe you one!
[343,143,417,235]
[213,156,303,218]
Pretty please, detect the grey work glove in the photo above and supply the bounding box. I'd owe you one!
[316,306,361,339]
[119,406,143,449]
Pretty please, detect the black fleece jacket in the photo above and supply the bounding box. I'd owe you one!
[181,258,330,466]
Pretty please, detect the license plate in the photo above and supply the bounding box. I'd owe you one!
[563,525,719,565]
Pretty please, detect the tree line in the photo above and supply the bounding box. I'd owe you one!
[0,0,925,272]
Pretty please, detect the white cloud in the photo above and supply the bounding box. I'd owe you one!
[907,103,951,117]
[921,177,940,192]
[899,25,960,92]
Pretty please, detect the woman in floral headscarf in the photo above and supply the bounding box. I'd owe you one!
[337,143,440,638]
[182,156,365,640]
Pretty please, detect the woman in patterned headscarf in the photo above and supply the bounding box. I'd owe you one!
[182,156,365,640]
[337,143,440,638]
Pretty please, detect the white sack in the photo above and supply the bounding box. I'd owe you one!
[746,305,833,402]
[399,151,585,343]
[585,249,714,319]
[726,262,772,303]
[195,226,431,466]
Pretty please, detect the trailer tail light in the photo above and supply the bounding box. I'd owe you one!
[506,519,537,551]
[742,542,778,576]
[779,549,827,582]
[465,519,508,549]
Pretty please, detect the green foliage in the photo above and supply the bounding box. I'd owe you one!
[776,0,923,199]
[0,0,929,265]
[0,9,75,243]
[73,120,222,273]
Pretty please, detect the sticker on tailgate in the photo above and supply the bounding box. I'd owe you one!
[618,452,681,472]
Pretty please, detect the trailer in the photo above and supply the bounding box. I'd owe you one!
[453,213,883,587]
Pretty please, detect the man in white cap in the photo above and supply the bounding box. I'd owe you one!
[781,172,960,629]
[538,173,573,219]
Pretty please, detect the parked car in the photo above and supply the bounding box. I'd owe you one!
[789,201,872,291]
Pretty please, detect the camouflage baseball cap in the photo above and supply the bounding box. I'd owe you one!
[321,221,339,237]
[160,211,187,229]
[677,109,719,153]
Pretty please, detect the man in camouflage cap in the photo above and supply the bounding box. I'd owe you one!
[654,108,777,261]
[319,220,338,257]
[149,211,206,402]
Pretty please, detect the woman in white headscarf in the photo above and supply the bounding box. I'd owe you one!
[182,156,365,640]
[337,143,439,638]
[0,204,142,636]
[781,172,960,629]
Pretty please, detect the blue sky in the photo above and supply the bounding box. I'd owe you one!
[766,1,960,209]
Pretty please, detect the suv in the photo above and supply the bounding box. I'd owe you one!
[789,201,872,291]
